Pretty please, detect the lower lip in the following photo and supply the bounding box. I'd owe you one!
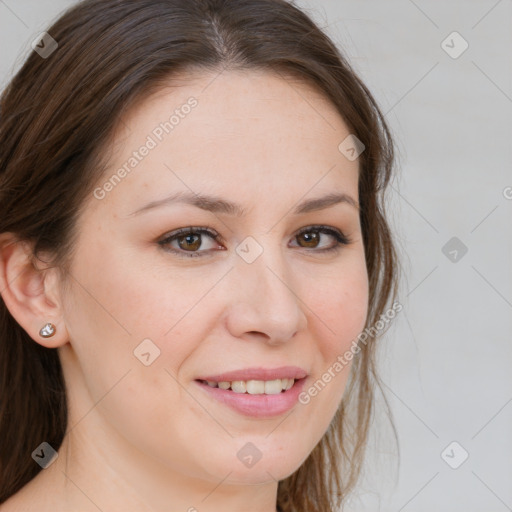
[194,378,307,418]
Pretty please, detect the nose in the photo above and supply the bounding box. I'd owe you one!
[224,247,308,345]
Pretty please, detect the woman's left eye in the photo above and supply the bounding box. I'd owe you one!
[292,225,351,252]
[157,225,351,259]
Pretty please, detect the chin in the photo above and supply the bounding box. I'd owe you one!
[212,453,304,485]
[220,465,294,486]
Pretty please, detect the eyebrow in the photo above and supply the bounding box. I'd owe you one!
[128,190,359,217]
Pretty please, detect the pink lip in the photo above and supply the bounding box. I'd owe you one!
[194,377,308,418]
[196,366,308,382]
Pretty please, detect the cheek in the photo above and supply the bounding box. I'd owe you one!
[306,256,369,359]
[295,262,368,423]
[61,242,195,405]
[66,235,198,340]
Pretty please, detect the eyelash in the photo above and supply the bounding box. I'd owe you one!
[158,225,352,259]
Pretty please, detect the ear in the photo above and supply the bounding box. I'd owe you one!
[0,233,69,348]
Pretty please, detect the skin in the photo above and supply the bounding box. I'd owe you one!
[0,69,368,512]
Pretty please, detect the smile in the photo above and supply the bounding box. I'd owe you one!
[194,377,308,418]
[197,378,295,394]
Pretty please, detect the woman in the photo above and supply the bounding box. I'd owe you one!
[0,0,399,510]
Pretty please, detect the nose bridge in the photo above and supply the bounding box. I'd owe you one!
[229,237,307,342]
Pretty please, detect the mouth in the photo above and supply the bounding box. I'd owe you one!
[193,366,309,417]
[195,377,301,395]
[193,376,308,418]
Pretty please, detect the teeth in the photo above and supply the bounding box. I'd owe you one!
[246,380,265,394]
[264,379,283,395]
[231,381,246,393]
[203,378,296,394]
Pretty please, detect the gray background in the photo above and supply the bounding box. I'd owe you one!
[1,1,511,511]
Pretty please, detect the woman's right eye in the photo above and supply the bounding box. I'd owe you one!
[158,227,224,258]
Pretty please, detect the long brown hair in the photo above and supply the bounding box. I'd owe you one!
[0,0,399,509]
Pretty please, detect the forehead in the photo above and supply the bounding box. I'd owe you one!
[89,69,359,215]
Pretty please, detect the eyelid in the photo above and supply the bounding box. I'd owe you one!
[159,226,221,240]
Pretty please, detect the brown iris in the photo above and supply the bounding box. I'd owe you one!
[177,233,202,251]
[297,231,320,248]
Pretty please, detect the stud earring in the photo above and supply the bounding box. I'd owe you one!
[39,322,56,338]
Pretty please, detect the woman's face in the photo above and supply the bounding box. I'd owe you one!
[58,69,368,489]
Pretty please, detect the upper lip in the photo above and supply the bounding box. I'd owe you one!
[196,366,308,382]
